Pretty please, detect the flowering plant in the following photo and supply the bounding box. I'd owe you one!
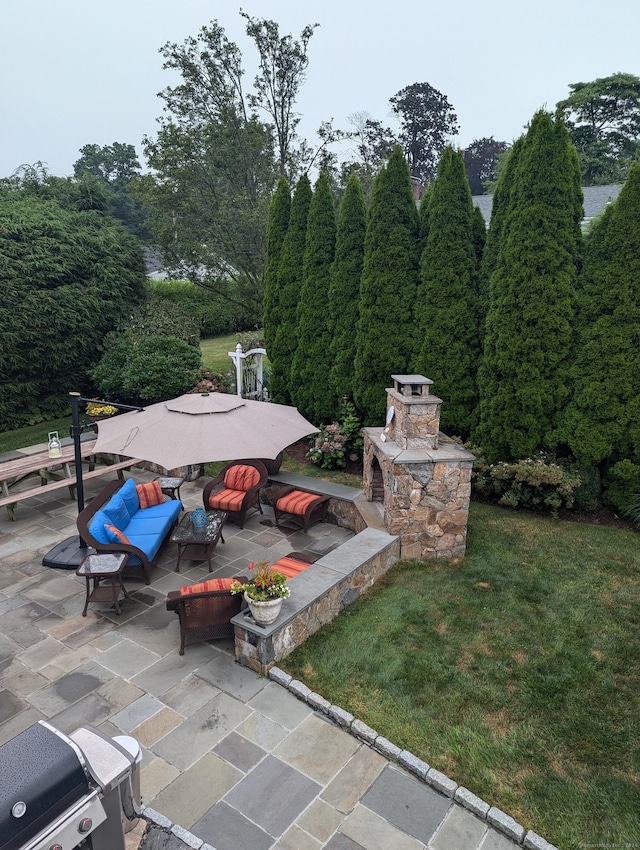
[230,561,290,601]
[86,401,117,417]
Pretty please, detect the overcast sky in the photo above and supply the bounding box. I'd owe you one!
[2,0,639,178]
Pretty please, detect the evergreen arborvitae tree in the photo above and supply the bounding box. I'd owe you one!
[354,147,420,424]
[262,177,290,357]
[471,204,487,268]
[413,147,480,438]
[291,172,337,421]
[418,184,432,249]
[565,161,640,465]
[474,111,583,461]
[269,174,312,404]
[477,136,524,328]
[329,173,366,406]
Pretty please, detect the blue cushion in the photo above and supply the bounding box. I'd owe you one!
[126,531,166,562]
[119,478,139,518]
[88,510,111,545]
[102,494,130,531]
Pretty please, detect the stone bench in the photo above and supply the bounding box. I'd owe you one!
[232,526,400,675]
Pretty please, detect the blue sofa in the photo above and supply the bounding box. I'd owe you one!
[77,477,182,583]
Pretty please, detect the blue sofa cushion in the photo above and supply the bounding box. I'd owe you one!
[125,500,182,561]
[88,509,112,545]
[102,494,130,531]
[119,478,140,518]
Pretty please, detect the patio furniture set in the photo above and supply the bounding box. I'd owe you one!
[74,460,329,653]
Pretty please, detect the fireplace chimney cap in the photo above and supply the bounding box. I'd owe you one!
[391,375,433,397]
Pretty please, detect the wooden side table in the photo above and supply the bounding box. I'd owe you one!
[76,553,129,616]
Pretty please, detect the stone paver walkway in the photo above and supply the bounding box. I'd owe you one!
[0,463,547,850]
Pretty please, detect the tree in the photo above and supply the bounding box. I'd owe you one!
[565,161,640,465]
[557,72,640,185]
[291,172,336,422]
[413,147,480,438]
[0,175,146,429]
[241,11,318,179]
[329,173,366,404]
[474,111,583,461]
[463,137,509,195]
[136,14,318,311]
[262,177,291,356]
[74,142,147,237]
[389,82,459,184]
[471,204,487,267]
[354,147,420,424]
[269,174,312,403]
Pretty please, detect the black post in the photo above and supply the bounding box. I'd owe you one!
[69,392,87,552]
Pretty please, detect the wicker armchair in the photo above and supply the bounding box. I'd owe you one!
[273,486,330,533]
[166,576,247,655]
[203,460,268,528]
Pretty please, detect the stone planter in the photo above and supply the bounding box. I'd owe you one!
[244,593,283,626]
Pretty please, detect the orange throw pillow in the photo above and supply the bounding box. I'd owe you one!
[105,524,131,545]
[136,480,164,509]
[180,577,234,595]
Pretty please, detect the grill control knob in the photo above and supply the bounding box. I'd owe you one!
[48,844,63,850]
[11,801,27,818]
[78,816,93,833]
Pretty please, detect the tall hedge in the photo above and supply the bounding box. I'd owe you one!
[354,147,420,425]
[565,161,640,465]
[262,176,291,356]
[474,111,583,461]
[291,172,337,422]
[413,147,480,438]
[269,174,312,404]
[329,173,366,406]
[0,190,145,429]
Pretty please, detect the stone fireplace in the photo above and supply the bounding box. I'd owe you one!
[363,375,475,560]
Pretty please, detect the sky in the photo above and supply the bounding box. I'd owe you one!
[2,0,639,178]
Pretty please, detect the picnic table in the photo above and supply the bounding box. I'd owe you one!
[0,437,139,520]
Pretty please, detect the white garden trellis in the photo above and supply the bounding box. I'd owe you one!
[228,343,268,400]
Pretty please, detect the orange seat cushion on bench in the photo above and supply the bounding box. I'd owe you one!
[208,489,247,512]
[180,577,235,595]
[271,555,313,579]
[275,490,323,516]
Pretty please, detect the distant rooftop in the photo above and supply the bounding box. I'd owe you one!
[472,184,623,227]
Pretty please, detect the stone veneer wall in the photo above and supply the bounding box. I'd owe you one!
[363,431,474,560]
[233,527,400,676]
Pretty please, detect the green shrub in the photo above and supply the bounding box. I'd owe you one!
[602,459,640,513]
[468,444,582,517]
[307,423,348,470]
[92,335,201,405]
[186,367,232,394]
[570,464,602,513]
[624,492,640,528]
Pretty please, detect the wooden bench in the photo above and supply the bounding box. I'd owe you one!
[0,440,140,520]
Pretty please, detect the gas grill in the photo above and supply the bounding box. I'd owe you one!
[0,720,141,850]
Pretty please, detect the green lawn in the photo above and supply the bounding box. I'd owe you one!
[281,501,640,850]
[200,334,241,372]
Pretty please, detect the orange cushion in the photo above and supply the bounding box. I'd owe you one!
[276,490,322,516]
[271,556,313,578]
[136,480,164,509]
[224,464,260,492]
[209,488,246,512]
[105,524,131,545]
[180,577,234,595]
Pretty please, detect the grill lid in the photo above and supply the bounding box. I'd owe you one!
[0,721,90,850]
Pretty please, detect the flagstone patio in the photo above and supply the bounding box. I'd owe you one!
[0,468,535,850]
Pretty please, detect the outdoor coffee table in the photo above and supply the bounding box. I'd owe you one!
[76,552,129,616]
[171,509,227,572]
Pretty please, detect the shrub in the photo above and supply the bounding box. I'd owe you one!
[307,423,348,470]
[186,367,232,395]
[624,493,640,528]
[468,444,582,517]
[602,459,640,514]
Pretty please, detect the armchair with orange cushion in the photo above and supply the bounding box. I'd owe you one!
[202,460,268,528]
[273,486,330,533]
[166,575,248,655]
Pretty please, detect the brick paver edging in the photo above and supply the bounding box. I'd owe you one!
[269,667,560,850]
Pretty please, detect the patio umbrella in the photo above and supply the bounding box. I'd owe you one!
[91,392,319,470]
